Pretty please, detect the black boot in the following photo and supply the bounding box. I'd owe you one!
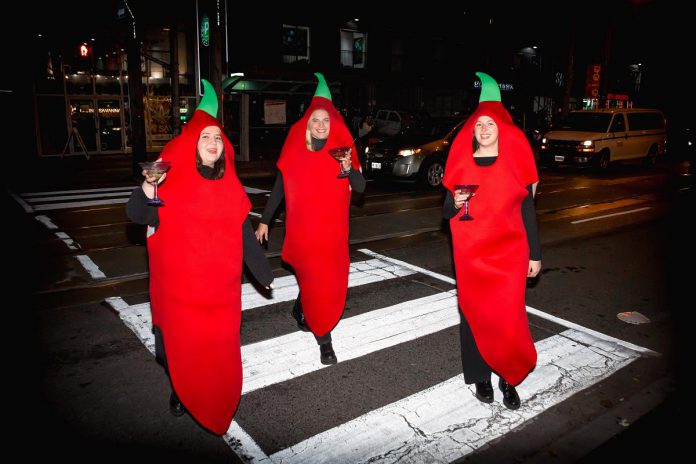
[291,298,310,332]
[474,380,494,403]
[320,342,338,365]
[499,378,521,410]
[169,389,185,417]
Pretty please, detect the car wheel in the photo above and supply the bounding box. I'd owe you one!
[421,159,445,188]
[596,150,610,171]
[644,145,658,167]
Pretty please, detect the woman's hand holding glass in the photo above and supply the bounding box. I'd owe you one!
[453,189,474,209]
[141,158,167,200]
[340,149,353,173]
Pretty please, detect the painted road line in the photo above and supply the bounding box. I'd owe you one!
[105,296,271,463]
[75,255,106,279]
[109,253,655,396]
[105,241,654,464]
[241,258,416,310]
[21,186,137,196]
[247,211,283,223]
[358,248,659,356]
[570,207,652,224]
[526,305,658,356]
[35,215,58,229]
[358,248,456,285]
[223,423,273,463]
[9,191,34,213]
[270,328,642,464]
[244,187,271,194]
[17,185,265,213]
[107,290,456,396]
[241,291,457,393]
[24,191,136,203]
[105,298,156,354]
[34,198,131,211]
[107,293,649,463]
[55,232,80,250]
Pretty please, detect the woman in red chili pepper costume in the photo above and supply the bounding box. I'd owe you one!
[442,72,542,410]
[126,80,273,434]
[255,73,365,365]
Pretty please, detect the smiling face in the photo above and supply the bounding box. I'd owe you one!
[197,125,224,167]
[308,109,331,140]
[473,115,499,151]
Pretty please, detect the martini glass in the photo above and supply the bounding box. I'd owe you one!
[454,184,479,221]
[328,146,352,178]
[139,161,171,206]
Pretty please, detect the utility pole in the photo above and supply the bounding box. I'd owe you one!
[561,22,576,119]
[123,1,147,176]
[196,0,223,118]
[600,21,612,105]
[169,24,180,135]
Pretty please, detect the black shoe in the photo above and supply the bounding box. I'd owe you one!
[169,390,185,417]
[320,342,338,365]
[474,381,494,404]
[499,378,521,410]
[291,299,310,332]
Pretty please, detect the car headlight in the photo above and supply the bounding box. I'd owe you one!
[577,140,595,152]
[397,148,422,157]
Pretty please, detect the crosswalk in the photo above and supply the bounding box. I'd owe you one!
[104,248,653,463]
[12,185,271,213]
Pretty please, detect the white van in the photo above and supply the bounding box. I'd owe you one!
[373,110,414,136]
[539,108,667,169]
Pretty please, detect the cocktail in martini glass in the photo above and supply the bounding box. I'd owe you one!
[454,184,479,221]
[139,161,171,206]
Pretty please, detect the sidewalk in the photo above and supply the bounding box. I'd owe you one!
[8,152,278,193]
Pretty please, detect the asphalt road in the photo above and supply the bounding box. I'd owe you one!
[6,157,693,463]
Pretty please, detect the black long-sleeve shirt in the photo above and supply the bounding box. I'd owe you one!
[260,137,366,225]
[442,156,541,261]
[126,165,274,287]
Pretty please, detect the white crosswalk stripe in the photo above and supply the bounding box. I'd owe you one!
[13,186,270,212]
[104,249,652,463]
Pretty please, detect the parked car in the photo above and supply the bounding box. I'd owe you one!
[539,108,667,170]
[372,109,429,137]
[363,116,466,188]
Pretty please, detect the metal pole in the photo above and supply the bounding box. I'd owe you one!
[195,0,201,101]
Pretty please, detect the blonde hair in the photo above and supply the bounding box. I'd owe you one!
[305,125,313,151]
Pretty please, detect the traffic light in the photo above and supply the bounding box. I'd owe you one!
[78,43,91,59]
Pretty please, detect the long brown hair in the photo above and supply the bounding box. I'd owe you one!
[472,133,480,153]
[196,149,226,179]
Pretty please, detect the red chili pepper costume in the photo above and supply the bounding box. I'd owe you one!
[147,80,251,434]
[276,73,361,337]
[442,72,538,386]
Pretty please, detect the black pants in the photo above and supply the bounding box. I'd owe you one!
[295,294,332,345]
[459,310,492,384]
[153,325,169,373]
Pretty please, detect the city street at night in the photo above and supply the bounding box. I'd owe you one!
[5,1,694,462]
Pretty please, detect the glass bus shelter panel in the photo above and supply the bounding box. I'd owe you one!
[97,99,123,152]
[69,99,97,152]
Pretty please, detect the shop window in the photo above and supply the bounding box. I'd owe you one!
[66,73,94,95]
[340,30,367,69]
[282,25,310,64]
